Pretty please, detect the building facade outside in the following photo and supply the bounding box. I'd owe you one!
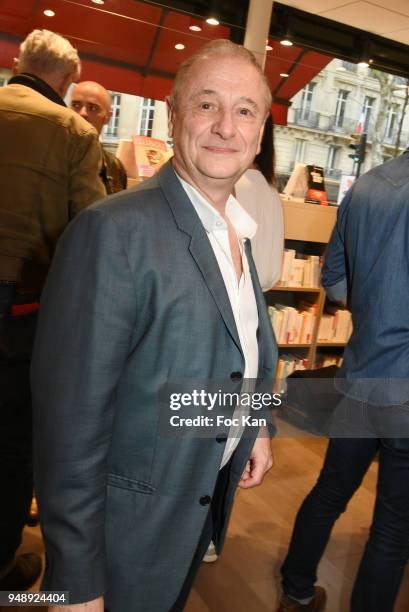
[274,58,409,199]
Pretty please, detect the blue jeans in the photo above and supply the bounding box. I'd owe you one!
[281,436,409,612]
[0,284,37,569]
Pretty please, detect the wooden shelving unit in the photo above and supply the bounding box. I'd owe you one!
[266,197,346,370]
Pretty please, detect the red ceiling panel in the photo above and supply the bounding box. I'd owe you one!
[149,11,230,75]
[276,51,332,99]
[0,1,334,124]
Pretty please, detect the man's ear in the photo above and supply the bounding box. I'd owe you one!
[166,95,175,138]
[12,58,20,76]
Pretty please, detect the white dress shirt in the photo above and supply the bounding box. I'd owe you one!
[178,175,259,468]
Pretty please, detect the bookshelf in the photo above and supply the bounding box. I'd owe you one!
[266,197,349,383]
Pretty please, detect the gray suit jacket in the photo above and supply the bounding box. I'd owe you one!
[32,162,277,611]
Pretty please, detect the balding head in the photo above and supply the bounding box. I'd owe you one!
[70,81,112,135]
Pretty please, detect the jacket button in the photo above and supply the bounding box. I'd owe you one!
[199,495,211,506]
[216,434,227,443]
[230,371,243,381]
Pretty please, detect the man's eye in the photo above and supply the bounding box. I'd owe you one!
[239,108,252,117]
[89,105,99,113]
[199,102,213,110]
[71,101,81,109]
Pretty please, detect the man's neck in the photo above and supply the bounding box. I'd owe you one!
[172,160,235,216]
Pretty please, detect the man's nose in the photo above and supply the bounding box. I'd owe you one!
[79,105,88,118]
[211,108,236,139]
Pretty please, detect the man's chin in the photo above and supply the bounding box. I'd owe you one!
[198,164,245,182]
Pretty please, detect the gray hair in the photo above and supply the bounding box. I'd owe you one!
[170,39,272,115]
[18,29,81,81]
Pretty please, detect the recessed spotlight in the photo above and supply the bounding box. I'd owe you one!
[43,9,55,17]
[189,25,202,32]
[266,45,273,51]
[280,72,289,78]
[91,0,105,4]
[280,39,293,47]
[175,44,185,50]
[206,17,220,26]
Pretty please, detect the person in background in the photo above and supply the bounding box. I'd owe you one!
[235,114,284,291]
[32,39,277,612]
[0,28,104,592]
[276,150,409,611]
[70,81,127,194]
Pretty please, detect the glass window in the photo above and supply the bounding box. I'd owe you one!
[299,83,316,120]
[335,90,349,128]
[327,145,339,171]
[362,96,376,132]
[385,104,399,140]
[104,93,121,137]
[294,139,307,163]
[138,98,155,137]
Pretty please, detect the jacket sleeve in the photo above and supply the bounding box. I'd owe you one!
[68,130,105,217]
[31,208,136,603]
[321,187,353,303]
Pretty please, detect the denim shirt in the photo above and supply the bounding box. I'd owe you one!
[322,149,409,405]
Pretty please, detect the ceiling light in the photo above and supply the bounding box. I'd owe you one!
[280,73,289,78]
[206,17,220,26]
[91,0,105,4]
[43,9,55,17]
[175,44,185,50]
[280,39,293,47]
[266,45,273,51]
[189,25,202,32]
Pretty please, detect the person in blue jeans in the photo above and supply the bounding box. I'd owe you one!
[276,149,409,612]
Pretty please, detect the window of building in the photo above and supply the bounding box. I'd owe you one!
[104,93,121,137]
[327,145,340,172]
[335,90,349,127]
[385,104,400,140]
[0,76,7,87]
[362,96,376,132]
[294,139,307,164]
[299,83,316,120]
[138,98,155,137]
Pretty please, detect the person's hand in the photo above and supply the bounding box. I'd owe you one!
[49,596,104,612]
[238,434,273,489]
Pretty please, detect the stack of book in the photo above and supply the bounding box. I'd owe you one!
[275,354,308,393]
[269,302,317,345]
[278,249,321,288]
[317,308,352,343]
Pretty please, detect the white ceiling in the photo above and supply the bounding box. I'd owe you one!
[278,0,409,46]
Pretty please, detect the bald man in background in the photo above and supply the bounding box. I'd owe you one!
[71,81,127,194]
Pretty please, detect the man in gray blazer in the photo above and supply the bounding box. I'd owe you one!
[32,39,278,612]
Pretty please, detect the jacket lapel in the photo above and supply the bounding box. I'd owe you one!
[157,162,242,353]
[245,240,277,375]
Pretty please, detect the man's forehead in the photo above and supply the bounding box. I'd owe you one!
[184,57,263,99]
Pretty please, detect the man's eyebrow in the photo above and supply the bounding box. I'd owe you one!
[238,96,259,110]
[190,89,218,99]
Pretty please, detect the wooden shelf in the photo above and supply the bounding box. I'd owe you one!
[278,343,311,348]
[271,286,321,293]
